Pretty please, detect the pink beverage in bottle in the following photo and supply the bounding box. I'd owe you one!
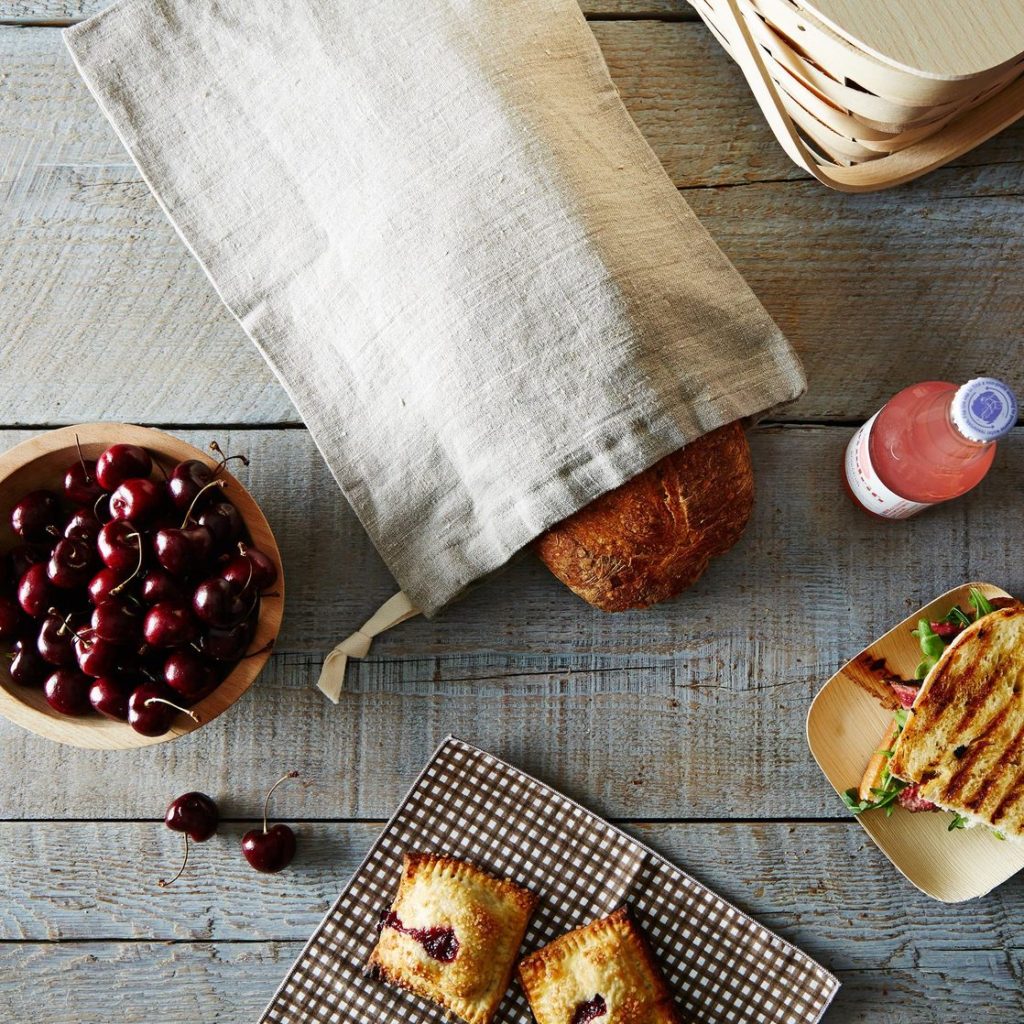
[844,377,1017,519]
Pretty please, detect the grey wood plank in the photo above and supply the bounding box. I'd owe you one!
[2,820,1022,975]
[3,26,1024,426]
[0,424,1020,819]
[0,0,697,22]
[0,941,1020,1023]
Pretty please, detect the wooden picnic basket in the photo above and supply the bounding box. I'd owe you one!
[697,0,1024,191]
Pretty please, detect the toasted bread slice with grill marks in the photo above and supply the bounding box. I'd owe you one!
[889,606,1024,840]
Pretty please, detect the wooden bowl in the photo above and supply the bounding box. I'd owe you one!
[0,424,284,749]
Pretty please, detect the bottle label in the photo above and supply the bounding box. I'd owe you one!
[845,413,932,519]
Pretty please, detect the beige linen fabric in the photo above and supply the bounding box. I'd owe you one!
[65,0,805,615]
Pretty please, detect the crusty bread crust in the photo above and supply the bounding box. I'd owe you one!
[535,422,754,611]
[889,607,1024,841]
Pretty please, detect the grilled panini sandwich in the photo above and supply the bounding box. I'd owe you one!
[889,606,1024,841]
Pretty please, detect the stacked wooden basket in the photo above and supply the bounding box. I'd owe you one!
[696,0,1024,191]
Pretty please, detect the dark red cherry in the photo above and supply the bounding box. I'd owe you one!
[9,637,49,686]
[157,789,220,887]
[91,597,143,645]
[87,567,127,605]
[153,526,212,577]
[197,501,243,547]
[63,508,101,546]
[44,669,92,716]
[11,490,62,543]
[75,634,122,678]
[98,520,143,574]
[192,577,247,629]
[167,460,214,512]
[163,649,217,702]
[141,569,186,606]
[199,615,256,662]
[165,792,219,842]
[143,600,198,648]
[221,544,277,593]
[37,613,79,668]
[241,772,299,873]
[109,478,165,524]
[10,544,48,579]
[89,676,130,720]
[95,444,152,491]
[47,538,95,589]
[18,563,56,618]
[0,595,24,642]
[63,459,104,506]
[127,682,196,737]
[242,824,296,874]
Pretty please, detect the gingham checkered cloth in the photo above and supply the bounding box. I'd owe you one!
[259,738,837,1024]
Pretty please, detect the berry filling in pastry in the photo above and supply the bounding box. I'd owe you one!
[380,911,460,962]
[571,993,608,1024]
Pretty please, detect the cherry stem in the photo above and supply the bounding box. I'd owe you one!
[74,433,92,484]
[262,770,299,834]
[144,697,200,724]
[158,834,189,888]
[52,609,87,642]
[110,533,143,595]
[180,479,227,529]
[93,492,110,524]
[209,441,249,476]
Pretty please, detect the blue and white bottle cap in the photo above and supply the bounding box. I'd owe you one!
[951,377,1018,443]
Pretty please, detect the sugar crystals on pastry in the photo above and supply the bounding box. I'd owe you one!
[517,907,679,1024]
[368,852,537,1024]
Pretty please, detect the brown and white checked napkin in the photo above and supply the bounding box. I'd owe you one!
[64,0,805,682]
[259,737,838,1024]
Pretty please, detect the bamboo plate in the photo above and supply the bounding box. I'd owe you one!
[806,582,1024,903]
[0,424,284,750]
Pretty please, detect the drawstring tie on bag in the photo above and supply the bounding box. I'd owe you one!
[316,591,421,702]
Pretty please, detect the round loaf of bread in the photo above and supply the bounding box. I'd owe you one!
[535,421,754,611]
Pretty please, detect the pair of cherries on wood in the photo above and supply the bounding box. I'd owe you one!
[1,438,275,734]
[161,772,299,884]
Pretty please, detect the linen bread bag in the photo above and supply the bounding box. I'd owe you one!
[64,0,805,695]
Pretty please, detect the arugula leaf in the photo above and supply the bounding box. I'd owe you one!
[941,606,972,628]
[948,813,969,831]
[841,709,910,817]
[912,619,946,678]
[969,588,996,619]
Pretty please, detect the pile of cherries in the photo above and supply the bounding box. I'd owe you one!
[0,439,277,736]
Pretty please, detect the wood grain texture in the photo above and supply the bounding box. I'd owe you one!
[0,941,1020,1023]
[0,425,1020,819]
[3,820,1023,964]
[3,26,1024,426]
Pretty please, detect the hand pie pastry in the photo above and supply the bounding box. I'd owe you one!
[368,852,537,1024]
[517,907,680,1024]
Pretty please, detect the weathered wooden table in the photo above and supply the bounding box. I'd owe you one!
[2,1,1023,1020]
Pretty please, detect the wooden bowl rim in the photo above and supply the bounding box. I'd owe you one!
[0,423,284,750]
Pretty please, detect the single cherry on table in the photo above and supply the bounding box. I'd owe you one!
[242,771,300,874]
[159,791,220,887]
